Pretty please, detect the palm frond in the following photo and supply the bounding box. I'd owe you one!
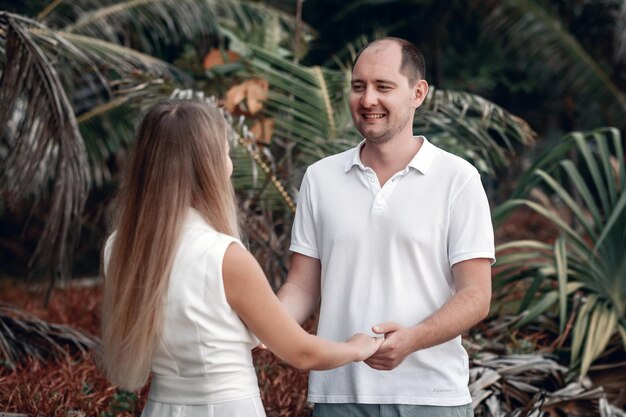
[417,87,536,175]
[39,0,315,56]
[57,31,186,81]
[0,303,97,369]
[484,0,626,119]
[322,34,371,69]
[231,38,358,172]
[0,13,89,284]
[0,12,190,283]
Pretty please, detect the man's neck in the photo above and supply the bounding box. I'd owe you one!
[360,135,422,186]
[361,135,421,170]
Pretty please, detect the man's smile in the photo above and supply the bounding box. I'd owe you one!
[362,113,386,119]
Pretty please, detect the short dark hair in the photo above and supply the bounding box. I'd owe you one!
[352,37,426,85]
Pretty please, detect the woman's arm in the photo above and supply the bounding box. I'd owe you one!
[223,243,381,370]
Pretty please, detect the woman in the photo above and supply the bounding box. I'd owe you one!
[100,99,381,417]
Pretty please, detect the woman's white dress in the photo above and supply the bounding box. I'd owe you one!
[105,209,265,417]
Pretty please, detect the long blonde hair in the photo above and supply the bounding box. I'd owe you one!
[101,100,239,390]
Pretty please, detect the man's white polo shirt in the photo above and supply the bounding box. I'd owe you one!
[290,136,495,406]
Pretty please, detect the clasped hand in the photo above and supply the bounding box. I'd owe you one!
[364,321,416,370]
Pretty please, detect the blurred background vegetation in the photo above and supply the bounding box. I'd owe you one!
[0,0,625,415]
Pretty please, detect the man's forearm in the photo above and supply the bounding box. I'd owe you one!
[366,258,491,370]
[407,284,490,351]
[277,280,320,325]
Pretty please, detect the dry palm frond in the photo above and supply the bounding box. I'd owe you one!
[0,12,188,288]
[469,352,622,417]
[0,303,97,369]
[0,13,90,289]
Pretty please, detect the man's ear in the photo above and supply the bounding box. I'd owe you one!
[412,79,429,108]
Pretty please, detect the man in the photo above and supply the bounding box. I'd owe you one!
[278,37,494,417]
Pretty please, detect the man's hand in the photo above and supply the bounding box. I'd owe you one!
[364,321,417,370]
[365,259,492,371]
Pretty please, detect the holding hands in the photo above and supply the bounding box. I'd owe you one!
[364,321,418,370]
[346,333,384,362]
[345,321,417,368]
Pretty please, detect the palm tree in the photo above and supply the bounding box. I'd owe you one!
[0,0,313,367]
[0,0,310,293]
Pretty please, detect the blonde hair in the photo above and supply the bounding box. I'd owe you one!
[101,100,239,390]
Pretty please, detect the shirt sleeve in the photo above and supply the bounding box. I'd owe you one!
[447,173,495,267]
[289,170,320,259]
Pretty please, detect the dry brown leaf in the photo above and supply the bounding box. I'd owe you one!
[251,118,275,145]
[224,78,269,115]
[245,79,269,115]
[225,83,247,113]
[202,48,239,70]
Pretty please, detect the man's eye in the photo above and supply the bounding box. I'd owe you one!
[352,85,364,91]
[379,86,391,91]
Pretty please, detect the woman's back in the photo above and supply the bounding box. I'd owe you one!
[148,209,259,403]
[104,209,262,414]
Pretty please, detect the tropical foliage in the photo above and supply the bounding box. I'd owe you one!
[0,0,307,287]
[1,0,626,414]
[495,128,626,377]
[0,0,534,287]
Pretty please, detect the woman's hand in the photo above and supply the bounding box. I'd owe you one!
[346,333,384,361]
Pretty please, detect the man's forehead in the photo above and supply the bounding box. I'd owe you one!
[363,41,401,58]
[354,42,401,68]
[352,44,404,82]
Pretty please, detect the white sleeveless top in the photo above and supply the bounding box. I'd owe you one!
[105,209,260,405]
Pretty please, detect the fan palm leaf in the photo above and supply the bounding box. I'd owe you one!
[494,128,626,376]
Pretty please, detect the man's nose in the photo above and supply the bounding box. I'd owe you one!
[360,87,377,107]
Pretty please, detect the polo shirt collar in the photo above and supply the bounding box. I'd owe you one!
[344,136,436,175]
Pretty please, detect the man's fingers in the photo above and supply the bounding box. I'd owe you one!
[368,342,392,359]
[372,321,401,335]
[364,359,392,370]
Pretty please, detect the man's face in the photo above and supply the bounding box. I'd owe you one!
[349,42,419,144]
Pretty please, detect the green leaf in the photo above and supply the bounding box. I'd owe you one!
[571,293,597,365]
[536,170,595,239]
[515,290,558,328]
[579,301,617,376]
[555,237,569,333]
